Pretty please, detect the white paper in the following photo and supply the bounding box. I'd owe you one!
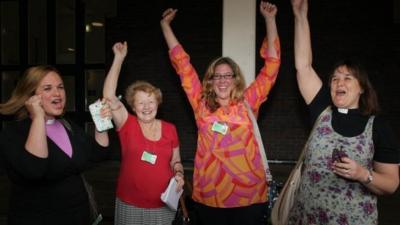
[160,177,183,211]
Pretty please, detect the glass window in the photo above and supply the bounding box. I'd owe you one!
[85,10,105,63]
[1,1,19,65]
[28,0,47,64]
[62,75,75,111]
[85,69,105,110]
[56,0,75,64]
[1,71,19,102]
[84,0,117,63]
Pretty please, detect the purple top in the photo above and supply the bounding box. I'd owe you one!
[46,119,73,157]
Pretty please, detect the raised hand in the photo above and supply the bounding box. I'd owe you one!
[112,41,128,60]
[291,0,308,17]
[161,8,177,26]
[260,1,277,19]
[25,95,45,119]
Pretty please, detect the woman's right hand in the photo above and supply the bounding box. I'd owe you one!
[260,1,277,19]
[161,8,177,26]
[99,99,112,119]
[112,41,128,61]
[25,95,45,119]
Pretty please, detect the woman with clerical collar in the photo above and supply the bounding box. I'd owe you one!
[288,0,400,224]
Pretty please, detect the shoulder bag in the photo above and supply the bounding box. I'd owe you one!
[244,101,278,216]
[270,107,329,225]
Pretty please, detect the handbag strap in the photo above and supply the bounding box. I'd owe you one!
[179,195,190,221]
[60,119,98,217]
[81,174,99,218]
[178,176,192,222]
[244,101,272,182]
[296,106,331,166]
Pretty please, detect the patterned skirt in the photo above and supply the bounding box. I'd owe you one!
[114,198,175,225]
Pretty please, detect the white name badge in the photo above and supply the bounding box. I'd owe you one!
[141,150,157,164]
[211,121,228,135]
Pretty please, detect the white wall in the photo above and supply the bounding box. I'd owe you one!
[223,0,256,86]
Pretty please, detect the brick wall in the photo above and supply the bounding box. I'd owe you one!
[106,0,400,161]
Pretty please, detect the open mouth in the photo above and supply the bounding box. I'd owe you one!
[216,84,230,92]
[141,110,153,115]
[51,99,64,109]
[335,89,346,97]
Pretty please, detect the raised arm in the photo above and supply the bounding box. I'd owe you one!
[245,2,281,110]
[260,1,278,58]
[160,8,180,50]
[103,42,128,129]
[160,8,203,111]
[291,0,322,104]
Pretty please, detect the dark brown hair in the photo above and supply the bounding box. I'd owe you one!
[328,59,379,115]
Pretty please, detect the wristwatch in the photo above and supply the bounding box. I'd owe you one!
[363,169,373,184]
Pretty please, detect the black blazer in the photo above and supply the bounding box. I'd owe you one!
[0,118,110,225]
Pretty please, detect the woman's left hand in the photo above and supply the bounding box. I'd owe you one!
[161,8,177,26]
[174,173,185,192]
[333,157,367,182]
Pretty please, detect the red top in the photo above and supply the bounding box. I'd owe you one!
[116,114,179,208]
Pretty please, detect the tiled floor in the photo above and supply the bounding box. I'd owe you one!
[0,161,399,225]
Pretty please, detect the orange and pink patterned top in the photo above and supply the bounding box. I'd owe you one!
[169,37,280,208]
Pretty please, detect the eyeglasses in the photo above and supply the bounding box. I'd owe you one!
[211,73,235,80]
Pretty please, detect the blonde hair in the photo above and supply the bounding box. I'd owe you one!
[0,65,61,119]
[201,57,246,112]
[125,81,162,109]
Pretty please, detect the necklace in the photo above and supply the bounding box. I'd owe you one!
[138,120,161,165]
[139,120,160,141]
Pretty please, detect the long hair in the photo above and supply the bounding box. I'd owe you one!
[201,57,246,112]
[125,80,162,110]
[0,65,60,119]
[328,59,379,115]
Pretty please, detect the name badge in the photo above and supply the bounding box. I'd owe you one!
[211,121,228,135]
[141,150,157,164]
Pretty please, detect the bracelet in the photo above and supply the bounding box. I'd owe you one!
[175,171,184,177]
[110,104,122,111]
[172,161,182,172]
[363,169,373,185]
[173,161,182,167]
[110,96,123,111]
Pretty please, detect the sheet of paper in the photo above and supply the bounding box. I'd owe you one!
[160,177,183,211]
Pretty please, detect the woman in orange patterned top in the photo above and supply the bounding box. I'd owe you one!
[161,2,280,225]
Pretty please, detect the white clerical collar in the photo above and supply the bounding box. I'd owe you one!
[337,108,349,114]
[46,119,56,125]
